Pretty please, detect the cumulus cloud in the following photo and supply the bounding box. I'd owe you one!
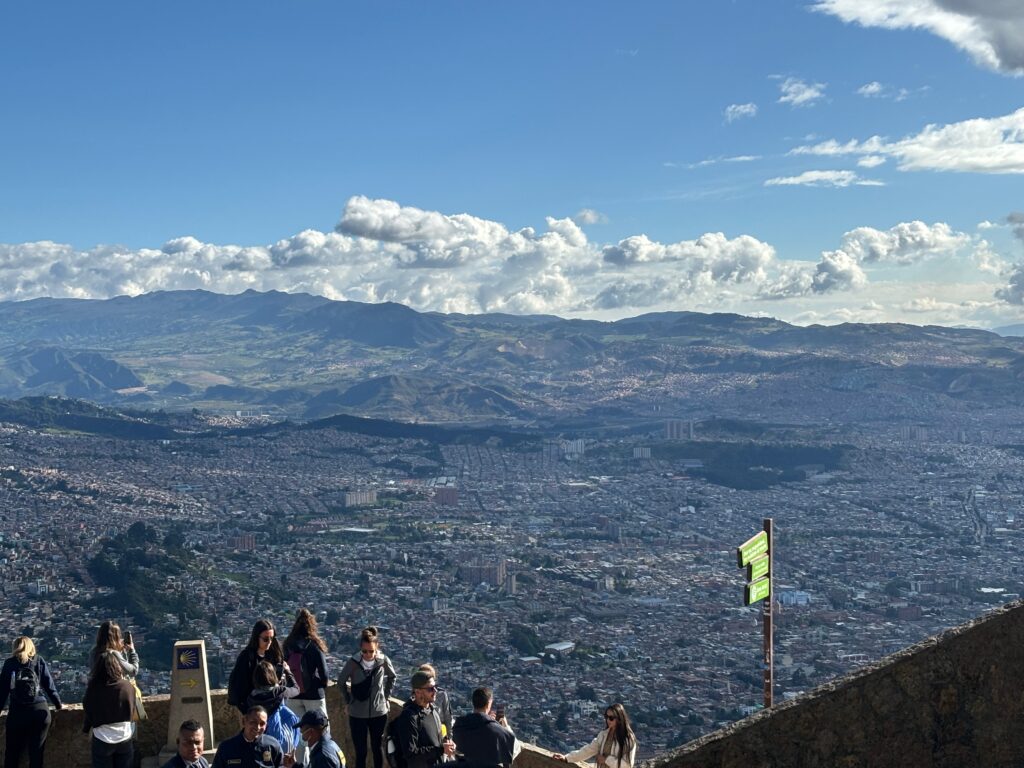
[764,170,885,187]
[763,220,973,298]
[573,208,607,226]
[777,77,827,107]
[812,0,1024,75]
[857,81,885,97]
[790,107,1024,173]
[996,266,1024,303]
[0,198,1012,322]
[724,102,758,122]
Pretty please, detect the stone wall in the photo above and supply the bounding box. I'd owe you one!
[0,684,562,768]
[656,598,1024,768]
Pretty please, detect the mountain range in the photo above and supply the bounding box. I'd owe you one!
[0,289,1022,425]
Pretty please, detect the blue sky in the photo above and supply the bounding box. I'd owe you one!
[2,1,1023,326]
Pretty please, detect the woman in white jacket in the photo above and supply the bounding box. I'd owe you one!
[555,703,637,768]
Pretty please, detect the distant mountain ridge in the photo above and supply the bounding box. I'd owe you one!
[0,289,1021,423]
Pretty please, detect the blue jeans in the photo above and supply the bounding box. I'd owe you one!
[90,735,133,768]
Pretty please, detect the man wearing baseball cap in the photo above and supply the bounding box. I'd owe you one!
[283,710,342,768]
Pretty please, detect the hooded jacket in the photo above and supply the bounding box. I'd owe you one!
[338,652,396,719]
[452,712,519,768]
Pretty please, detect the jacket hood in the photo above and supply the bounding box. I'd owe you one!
[454,712,492,732]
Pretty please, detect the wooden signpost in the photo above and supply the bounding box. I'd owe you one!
[736,518,773,708]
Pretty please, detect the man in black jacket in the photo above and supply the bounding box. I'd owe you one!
[452,688,520,768]
[392,671,457,768]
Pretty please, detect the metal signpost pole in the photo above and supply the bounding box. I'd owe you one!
[763,517,773,709]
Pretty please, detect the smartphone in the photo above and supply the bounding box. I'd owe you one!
[495,704,505,720]
[124,630,133,646]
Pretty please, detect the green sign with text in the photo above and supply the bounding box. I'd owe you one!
[736,530,768,567]
[747,554,769,581]
[745,577,771,605]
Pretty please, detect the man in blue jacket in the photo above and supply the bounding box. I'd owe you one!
[212,706,283,768]
[162,720,210,768]
[283,710,342,768]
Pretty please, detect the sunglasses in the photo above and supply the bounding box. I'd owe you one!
[361,649,376,655]
[417,686,438,693]
[605,715,617,721]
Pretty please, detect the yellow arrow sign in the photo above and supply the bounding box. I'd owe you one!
[182,678,198,689]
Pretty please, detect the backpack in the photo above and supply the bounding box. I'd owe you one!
[350,663,380,702]
[383,718,405,768]
[286,649,306,695]
[13,660,40,705]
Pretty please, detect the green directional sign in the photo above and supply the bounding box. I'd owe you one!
[745,577,771,605]
[736,530,768,567]
[747,554,769,581]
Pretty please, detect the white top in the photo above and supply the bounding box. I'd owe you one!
[92,721,134,744]
[565,730,636,768]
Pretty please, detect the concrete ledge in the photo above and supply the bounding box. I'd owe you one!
[0,684,565,768]
[655,598,1024,768]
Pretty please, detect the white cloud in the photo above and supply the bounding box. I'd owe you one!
[777,77,827,107]
[724,102,758,122]
[857,81,885,97]
[2,199,1018,326]
[858,155,888,168]
[837,221,972,264]
[684,154,762,169]
[790,107,1024,173]
[812,0,1024,75]
[573,208,607,226]
[764,169,885,187]
[995,264,1024,304]
[762,220,974,298]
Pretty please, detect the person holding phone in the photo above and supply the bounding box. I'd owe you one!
[88,621,140,679]
[452,686,519,768]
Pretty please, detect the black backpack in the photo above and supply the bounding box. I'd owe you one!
[383,718,405,768]
[12,659,40,705]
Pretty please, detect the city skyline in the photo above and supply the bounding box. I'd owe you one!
[1,1,1023,327]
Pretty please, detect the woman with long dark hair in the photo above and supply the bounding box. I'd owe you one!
[338,626,396,768]
[88,620,140,679]
[228,618,292,715]
[554,703,637,768]
[0,636,63,768]
[247,660,300,753]
[83,652,135,768]
[282,607,330,764]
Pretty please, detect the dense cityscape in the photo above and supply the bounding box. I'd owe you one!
[3,405,1023,759]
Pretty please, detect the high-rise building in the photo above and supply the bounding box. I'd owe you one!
[459,557,508,586]
[343,490,377,508]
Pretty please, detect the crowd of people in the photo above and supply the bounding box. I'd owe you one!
[0,609,638,768]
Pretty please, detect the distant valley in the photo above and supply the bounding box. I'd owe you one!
[1,289,1023,428]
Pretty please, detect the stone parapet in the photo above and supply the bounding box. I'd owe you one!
[0,684,563,768]
[656,598,1024,768]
